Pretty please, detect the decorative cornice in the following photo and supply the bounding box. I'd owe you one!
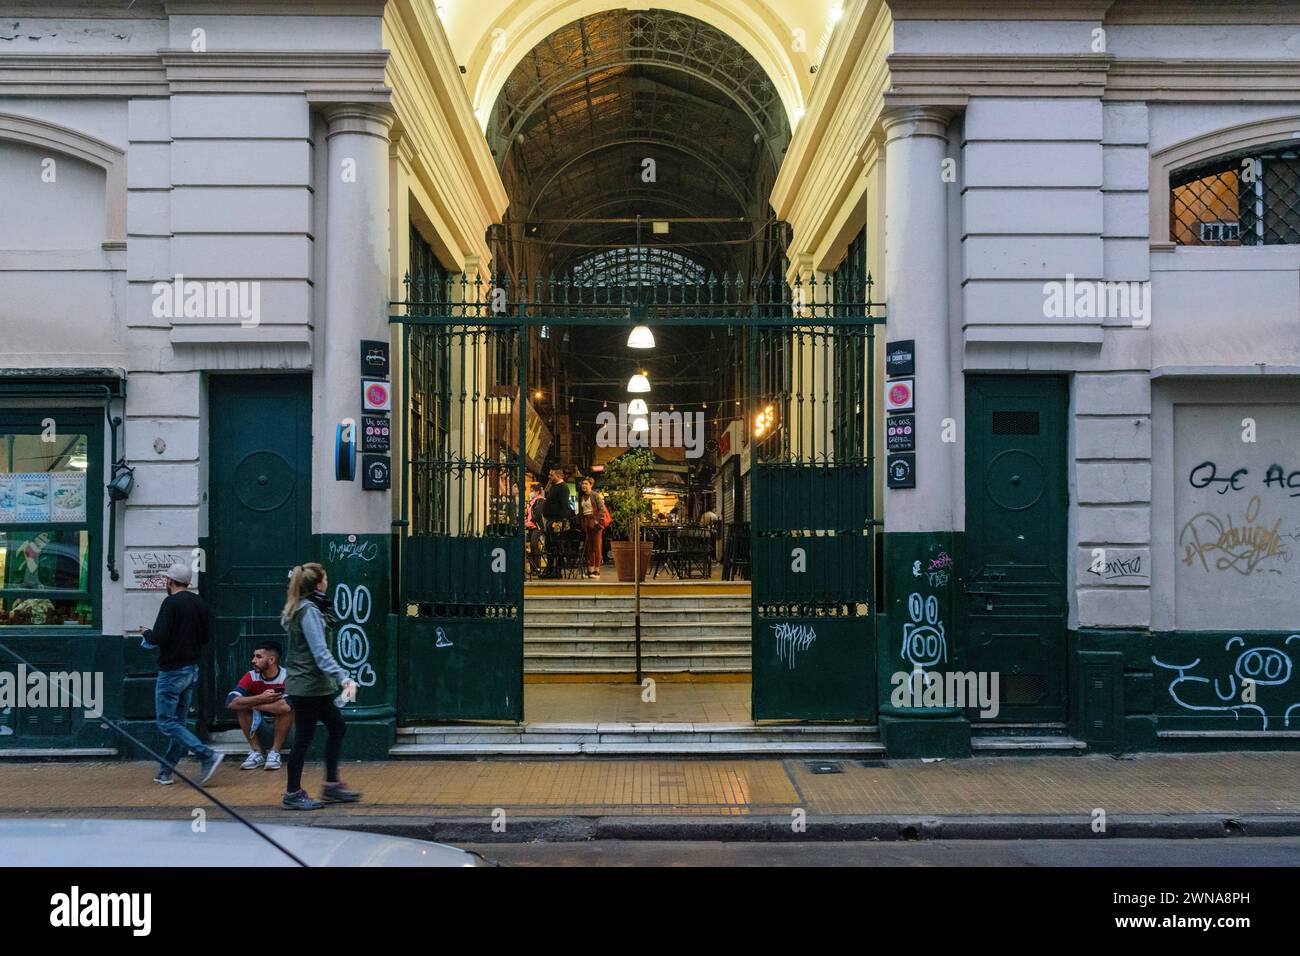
[0,54,168,96]
[161,50,389,95]
[163,1,386,14]
[1107,0,1300,25]
[888,0,1115,19]
[1106,59,1300,102]
[886,53,1111,99]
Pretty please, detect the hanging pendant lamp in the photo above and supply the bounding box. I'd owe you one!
[627,326,656,349]
[627,398,648,416]
[627,372,651,393]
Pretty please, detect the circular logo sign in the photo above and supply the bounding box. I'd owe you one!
[365,383,389,407]
[888,383,911,406]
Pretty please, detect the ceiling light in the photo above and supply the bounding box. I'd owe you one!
[628,398,648,416]
[627,372,651,393]
[829,5,844,24]
[627,325,656,349]
[631,416,649,432]
[652,221,670,235]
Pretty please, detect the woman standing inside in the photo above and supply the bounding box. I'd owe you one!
[577,476,608,578]
[525,483,545,578]
[279,562,360,810]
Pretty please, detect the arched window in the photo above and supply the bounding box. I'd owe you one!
[1171,140,1300,246]
[570,247,707,287]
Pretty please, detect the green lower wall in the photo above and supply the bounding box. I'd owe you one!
[5,528,1299,759]
[1075,628,1300,753]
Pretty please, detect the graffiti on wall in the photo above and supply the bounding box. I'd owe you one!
[772,622,816,670]
[333,582,377,688]
[1179,494,1287,576]
[901,593,947,670]
[1153,635,1300,729]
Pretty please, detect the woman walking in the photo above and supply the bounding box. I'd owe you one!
[577,476,608,578]
[279,562,360,810]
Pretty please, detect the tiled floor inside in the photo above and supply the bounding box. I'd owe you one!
[523,680,753,724]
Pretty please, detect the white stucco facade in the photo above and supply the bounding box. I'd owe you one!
[2,0,1298,752]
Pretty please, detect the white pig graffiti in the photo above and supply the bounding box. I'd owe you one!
[1152,635,1300,730]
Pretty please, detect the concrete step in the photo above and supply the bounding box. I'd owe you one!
[0,747,119,759]
[390,741,882,756]
[392,721,881,757]
[525,639,750,653]
[970,735,1087,753]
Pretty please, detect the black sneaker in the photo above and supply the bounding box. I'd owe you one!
[320,781,362,804]
[197,751,224,786]
[282,788,322,810]
[153,770,175,786]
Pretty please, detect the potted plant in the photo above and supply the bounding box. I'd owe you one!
[601,448,655,581]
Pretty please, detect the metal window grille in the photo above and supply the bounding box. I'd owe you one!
[1171,143,1300,246]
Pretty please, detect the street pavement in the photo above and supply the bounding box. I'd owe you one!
[3,751,1300,846]
[462,837,1300,867]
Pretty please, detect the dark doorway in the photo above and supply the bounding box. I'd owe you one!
[963,375,1069,722]
[205,375,313,724]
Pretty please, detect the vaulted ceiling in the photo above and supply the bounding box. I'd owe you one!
[487,8,791,277]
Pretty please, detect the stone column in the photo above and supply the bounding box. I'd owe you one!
[877,106,967,757]
[317,101,395,535]
[315,101,397,752]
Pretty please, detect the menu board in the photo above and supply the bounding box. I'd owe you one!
[0,472,86,523]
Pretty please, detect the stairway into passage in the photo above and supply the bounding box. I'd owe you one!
[523,591,752,675]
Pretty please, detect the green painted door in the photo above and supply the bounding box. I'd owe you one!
[206,375,313,724]
[963,376,1068,722]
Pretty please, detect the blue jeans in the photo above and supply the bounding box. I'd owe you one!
[155,664,213,773]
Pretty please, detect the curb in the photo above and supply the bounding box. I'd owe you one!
[297,812,1300,844]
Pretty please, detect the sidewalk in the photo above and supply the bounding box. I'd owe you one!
[3,752,1298,841]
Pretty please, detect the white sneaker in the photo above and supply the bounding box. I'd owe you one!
[240,750,265,770]
[264,750,282,771]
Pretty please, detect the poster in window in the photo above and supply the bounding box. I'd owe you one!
[13,474,51,523]
[0,473,16,522]
[49,472,86,522]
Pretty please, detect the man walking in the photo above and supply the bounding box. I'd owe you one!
[140,562,223,786]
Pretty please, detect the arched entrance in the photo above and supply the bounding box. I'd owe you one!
[391,8,883,735]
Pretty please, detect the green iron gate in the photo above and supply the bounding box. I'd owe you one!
[750,274,883,719]
[391,269,883,723]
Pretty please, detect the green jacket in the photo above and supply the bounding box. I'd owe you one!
[282,599,351,698]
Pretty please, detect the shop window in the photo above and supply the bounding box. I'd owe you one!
[0,413,101,627]
[1171,142,1300,246]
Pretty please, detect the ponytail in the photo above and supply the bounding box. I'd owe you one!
[282,562,326,625]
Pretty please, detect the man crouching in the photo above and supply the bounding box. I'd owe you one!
[225,642,294,770]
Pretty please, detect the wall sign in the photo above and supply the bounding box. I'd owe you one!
[362,379,391,412]
[335,422,356,481]
[126,550,192,590]
[886,414,916,453]
[886,339,915,377]
[362,454,390,490]
[360,340,390,379]
[362,415,390,453]
[887,453,916,489]
[885,378,914,414]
